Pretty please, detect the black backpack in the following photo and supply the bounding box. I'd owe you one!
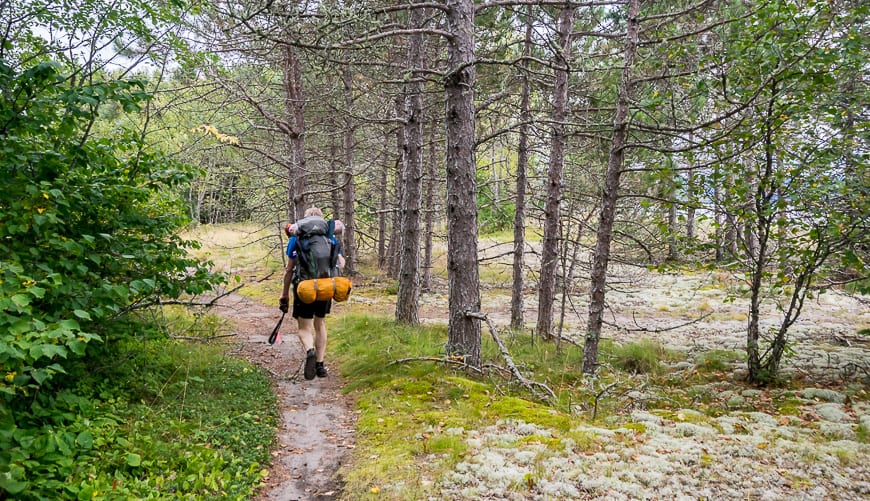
[292,216,340,283]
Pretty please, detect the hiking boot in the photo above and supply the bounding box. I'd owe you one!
[304,349,317,380]
[315,362,328,378]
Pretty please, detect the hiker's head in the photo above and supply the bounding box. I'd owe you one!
[304,207,323,218]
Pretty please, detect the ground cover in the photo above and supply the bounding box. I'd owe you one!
[4,310,278,500]
[191,224,869,500]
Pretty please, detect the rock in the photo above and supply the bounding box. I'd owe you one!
[818,422,856,440]
[727,396,746,408]
[800,388,846,403]
[815,403,850,423]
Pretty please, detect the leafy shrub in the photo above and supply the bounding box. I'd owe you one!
[0,60,224,398]
[0,57,225,497]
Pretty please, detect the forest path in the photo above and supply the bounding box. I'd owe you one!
[215,293,356,501]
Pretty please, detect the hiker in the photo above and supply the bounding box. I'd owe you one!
[279,207,345,380]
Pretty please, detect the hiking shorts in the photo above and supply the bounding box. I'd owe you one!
[292,294,332,319]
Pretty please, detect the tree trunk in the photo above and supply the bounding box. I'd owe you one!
[422,118,436,292]
[341,63,357,275]
[510,5,533,331]
[583,0,640,374]
[377,143,389,268]
[283,45,307,220]
[686,168,696,240]
[396,4,426,325]
[444,0,481,368]
[714,164,724,261]
[667,190,678,261]
[536,5,575,341]
[388,95,404,278]
[329,122,342,218]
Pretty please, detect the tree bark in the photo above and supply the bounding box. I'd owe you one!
[329,121,342,218]
[686,168,696,240]
[444,0,481,368]
[537,5,576,341]
[377,140,389,268]
[396,4,426,325]
[583,0,640,374]
[422,118,436,292]
[510,5,534,331]
[283,45,307,220]
[388,94,404,278]
[341,63,357,276]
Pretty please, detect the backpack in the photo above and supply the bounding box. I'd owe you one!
[292,216,340,283]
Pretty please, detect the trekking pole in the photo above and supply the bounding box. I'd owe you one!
[268,312,285,345]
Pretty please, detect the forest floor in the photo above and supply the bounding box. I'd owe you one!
[197,228,870,500]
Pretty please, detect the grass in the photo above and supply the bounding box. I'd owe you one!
[694,349,744,372]
[183,223,286,303]
[608,339,682,375]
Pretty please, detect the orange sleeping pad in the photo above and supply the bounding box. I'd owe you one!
[295,277,352,304]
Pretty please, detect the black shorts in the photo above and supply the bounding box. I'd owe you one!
[292,293,332,319]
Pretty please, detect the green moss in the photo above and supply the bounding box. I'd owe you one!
[621,422,647,434]
[773,392,804,416]
[518,435,565,451]
[486,397,572,432]
[700,454,714,467]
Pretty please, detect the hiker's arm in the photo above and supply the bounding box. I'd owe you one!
[281,258,295,299]
[337,254,345,270]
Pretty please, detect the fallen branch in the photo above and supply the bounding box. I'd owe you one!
[604,310,713,333]
[388,356,485,375]
[169,333,238,342]
[466,311,557,404]
[159,284,246,308]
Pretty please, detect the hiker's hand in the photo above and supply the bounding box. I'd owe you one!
[279,297,289,313]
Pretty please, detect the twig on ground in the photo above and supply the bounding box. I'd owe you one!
[466,311,558,404]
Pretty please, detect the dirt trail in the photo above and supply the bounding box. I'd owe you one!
[216,293,356,501]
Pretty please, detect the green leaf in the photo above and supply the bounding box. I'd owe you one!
[73,310,91,320]
[127,453,141,467]
[10,294,31,308]
[67,339,86,355]
[0,476,27,495]
[58,319,80,331]
[76,431,93,449]
[30,344,68,360]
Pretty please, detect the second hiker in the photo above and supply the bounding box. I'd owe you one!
[279,207,345,380]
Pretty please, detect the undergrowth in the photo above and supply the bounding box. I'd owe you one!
[1,311,277,500]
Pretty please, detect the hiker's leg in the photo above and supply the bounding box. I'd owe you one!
[313,317,327,362]
[296,317,315,352]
